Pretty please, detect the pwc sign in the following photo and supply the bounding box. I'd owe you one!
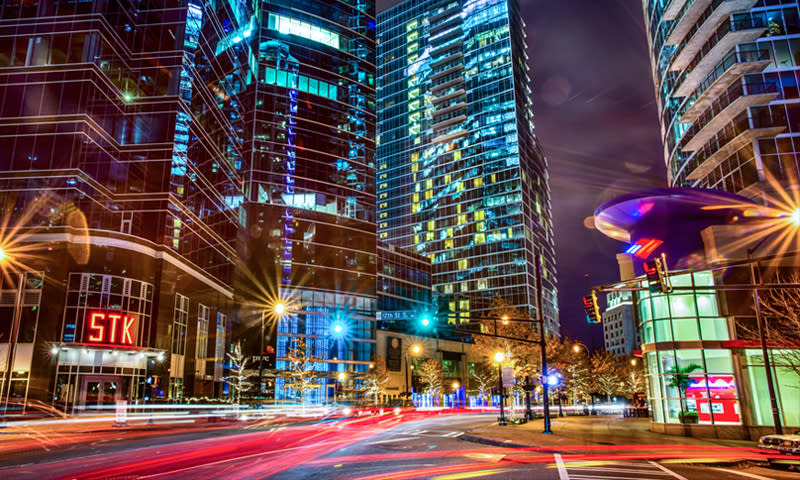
[86,311,137,345]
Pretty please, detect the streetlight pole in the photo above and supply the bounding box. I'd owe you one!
[494,351,506,426]
[748,251,783,434]
[405,343,421,406]
[535,248,552,434]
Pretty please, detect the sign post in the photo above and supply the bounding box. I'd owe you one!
[114,400,128,427]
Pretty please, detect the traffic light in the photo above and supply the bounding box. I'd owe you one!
[419,315,431,329]
[583,291,601,324]
[645,254,671,293]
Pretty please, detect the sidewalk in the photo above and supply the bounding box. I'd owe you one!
[460,414,756,450]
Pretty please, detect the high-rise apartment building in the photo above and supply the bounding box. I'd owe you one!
[0,0,246,408]
[376,0,558,333]
[643,1,800,196]
[233,0,378,402]
[0,0,378,409]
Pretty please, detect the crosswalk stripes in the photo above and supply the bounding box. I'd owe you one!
[555,458,687,480]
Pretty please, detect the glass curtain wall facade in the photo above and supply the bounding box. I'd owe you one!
[377,0,558,333]
[638,267,800,433]
[233,1,378,403]
[643,0,800,196]
[0,0,246,408]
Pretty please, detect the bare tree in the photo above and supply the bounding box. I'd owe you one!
[418,358,444,396]
[471,298,539,378]
[623,357,646,399]
[283,338,321,403]
[741,271,800,379]
[470,361,497,407]
[226,340,256,405]
[360,356,390,407]
[590,350,624,402]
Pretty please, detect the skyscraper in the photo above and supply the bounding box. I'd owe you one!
[377,0,558,333]
[234,1,378,402]
[0,0,246,408]
[643,1,800,196]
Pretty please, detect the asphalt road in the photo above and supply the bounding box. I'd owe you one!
[0,413,797,479]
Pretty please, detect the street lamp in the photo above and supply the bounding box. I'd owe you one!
[494,351,506,426]
[405,343,422,406]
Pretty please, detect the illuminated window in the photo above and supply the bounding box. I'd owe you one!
[407,43,418,54]
[409,100,420,111]
[425,179,433,189]
[477,279,488,290]
[411,163,419,172]
[412,193,419,202]
[491,173,497,183]
[474,233,485,244]
[425,190,433,200]
[461,282,469,292]
[474,210,485,221]
[457,214,467,225]
[409,88,420,98]
[407,31,418,42]
[458,259,468,270]
[380,232,388,239]
[379,222,388,228]
[454,151,462,161]
[412,203,420,212]
[474,177,483,188]
[406,20,418,31]
[456,204,461,213]
[444,239,453,249]
[414,235,420,243]
[444,174,451,183]
[379,212,388,218]
[409,124,421,135]
[444,285,454,294]
[379,202,387,208]
[427,220,435,231]
[411,153,419,162]
[476,222,485,232]
[456,181,464,192]
[407,53,419,65]
[446,227,453,237]
[408,111,421,123]
[268,13,340,50]
[426,232,435,241]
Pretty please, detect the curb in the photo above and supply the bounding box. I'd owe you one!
[458,434,541,450]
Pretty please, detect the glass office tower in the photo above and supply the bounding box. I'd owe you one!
[233,1,378,402]
[0,0,245,409]
[643,1,800,195]
[377,0,558,333]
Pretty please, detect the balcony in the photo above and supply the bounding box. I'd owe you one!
[432,89,465,105]
[663,0,689,20]
[665,0,755,46]
[677,49,771,121]
[684,108,785,181]
[670,7,762,72]
[681,81,778,151]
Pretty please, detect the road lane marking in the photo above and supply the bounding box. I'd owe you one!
[570,466,672,475]
[648,461,689,480]
[710,467,774,479]
[364,437,414,445]
[571,476,669,480]
[554,453,569,480]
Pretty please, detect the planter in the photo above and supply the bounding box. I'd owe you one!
[679,412,699,424]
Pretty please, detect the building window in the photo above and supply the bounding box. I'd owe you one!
[172,294,189,356]
[197,304,209,359]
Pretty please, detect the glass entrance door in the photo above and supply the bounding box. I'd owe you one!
[79,376,121,410]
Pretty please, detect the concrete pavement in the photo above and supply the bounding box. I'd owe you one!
[460,414,756,449]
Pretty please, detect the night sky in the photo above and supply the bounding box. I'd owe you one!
[376,0,667,348]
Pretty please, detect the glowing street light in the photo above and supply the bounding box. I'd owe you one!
[273,302,286,316]
[331,322,345,336]
[494,351,506,426]
[0,246,6,263]
[452,381,460,390]
[405,343,422,404]
[791,208,800,227]
[501,315,509,325]
[630,358,638,366]
[337,372,346,381]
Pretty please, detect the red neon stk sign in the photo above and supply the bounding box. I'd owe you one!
[87,311,137,345]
